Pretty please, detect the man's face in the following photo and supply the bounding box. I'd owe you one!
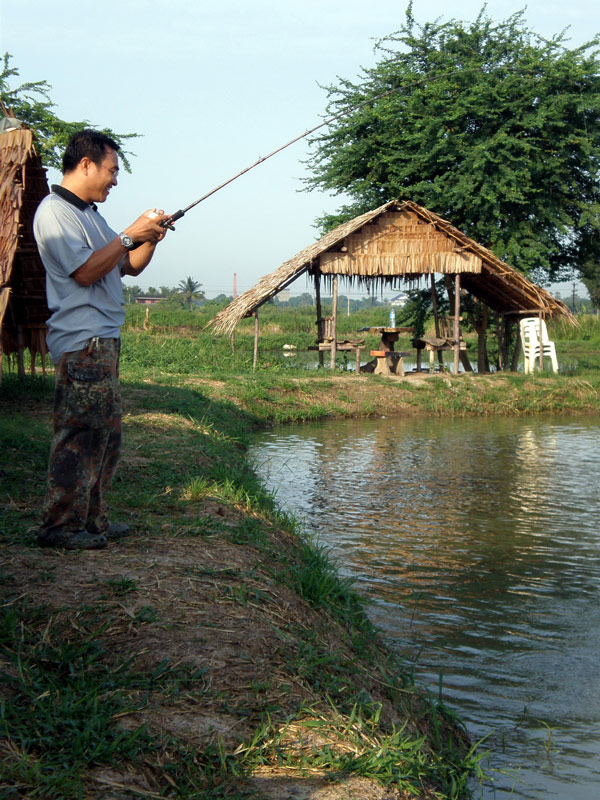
[85,147,119,203]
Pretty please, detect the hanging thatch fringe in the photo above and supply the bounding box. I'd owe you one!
[320,251,482,275]
[208,199,573,335]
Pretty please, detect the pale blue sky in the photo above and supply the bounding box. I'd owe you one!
[1,0,597,297]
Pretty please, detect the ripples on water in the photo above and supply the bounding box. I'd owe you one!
[249,416,600,799]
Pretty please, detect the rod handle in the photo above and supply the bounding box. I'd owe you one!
[161,209,185,229]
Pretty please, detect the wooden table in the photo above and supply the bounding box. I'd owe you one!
[360,327,415,376]
[363,326,415,349]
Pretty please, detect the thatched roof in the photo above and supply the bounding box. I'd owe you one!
[0,126,50,374]
[209,200,573,334]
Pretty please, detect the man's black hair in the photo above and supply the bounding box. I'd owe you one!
[62,129,120,174]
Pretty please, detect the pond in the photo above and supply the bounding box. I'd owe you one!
[249,414,600,799]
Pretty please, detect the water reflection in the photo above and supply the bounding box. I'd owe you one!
[250,415,600,799]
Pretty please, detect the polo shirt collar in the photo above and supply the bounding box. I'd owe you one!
[51,184,98,212]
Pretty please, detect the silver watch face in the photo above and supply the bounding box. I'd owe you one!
[120,233,133,249]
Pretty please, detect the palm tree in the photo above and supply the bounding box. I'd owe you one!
[177,277,204,310]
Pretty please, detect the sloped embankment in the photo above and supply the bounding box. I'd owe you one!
[1,377,478,799]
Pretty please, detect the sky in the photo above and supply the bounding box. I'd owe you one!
[1,0,598,299]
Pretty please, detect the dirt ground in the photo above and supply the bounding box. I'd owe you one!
[3,497,441,798]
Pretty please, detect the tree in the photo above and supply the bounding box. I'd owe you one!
[177,277,205,309]
[305,7,600,300]
[0,53,138,169]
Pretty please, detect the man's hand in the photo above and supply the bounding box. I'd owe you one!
[124,209,170,246]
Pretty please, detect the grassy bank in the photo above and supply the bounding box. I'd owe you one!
[1,374,482,800]
[1,312,599,799]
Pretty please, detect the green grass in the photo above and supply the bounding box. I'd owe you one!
[0,366,483,798]
[0,600,219,800]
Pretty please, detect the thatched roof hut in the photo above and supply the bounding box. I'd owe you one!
[0,124,50,380]
[210,200,572,336]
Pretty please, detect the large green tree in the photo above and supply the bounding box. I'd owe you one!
[0,53,138,170]
[306,7,600,297]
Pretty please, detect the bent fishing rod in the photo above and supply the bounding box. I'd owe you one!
[161,64,522,229]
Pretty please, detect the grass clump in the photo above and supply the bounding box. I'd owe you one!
[0,601,213,799]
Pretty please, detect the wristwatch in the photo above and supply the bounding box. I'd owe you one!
[119,232,134,250]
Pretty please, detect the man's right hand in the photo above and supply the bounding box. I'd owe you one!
[123,209,170,245]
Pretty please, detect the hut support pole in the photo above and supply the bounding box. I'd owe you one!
[314,272,324,368]
[17,326,25,380]
[453,274,461,375]
[497,313,505,371]
[430,275,443,367]
[538,311,544,370]
[330,275,338,370]
[511,327,522,371]
[253,311,259,371]
[431,274,440,336]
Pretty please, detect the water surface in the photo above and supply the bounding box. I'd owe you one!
[249,415,600,799]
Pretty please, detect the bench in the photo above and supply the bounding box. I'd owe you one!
[369,350,412,377]
[411,316,466,373]
[309,340,365,373]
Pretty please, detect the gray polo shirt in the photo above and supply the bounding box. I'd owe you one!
[34,186,126,361]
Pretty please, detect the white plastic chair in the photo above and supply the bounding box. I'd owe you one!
[519,317,558,374]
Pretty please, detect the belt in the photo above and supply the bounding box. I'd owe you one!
[87,336,119,354]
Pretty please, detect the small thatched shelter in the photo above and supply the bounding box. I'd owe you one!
[209,199,572,372]
[0,123,50,381]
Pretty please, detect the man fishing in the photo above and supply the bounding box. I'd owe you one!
[34,129,170,550]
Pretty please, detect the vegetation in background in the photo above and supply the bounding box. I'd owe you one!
[304,7,600,305]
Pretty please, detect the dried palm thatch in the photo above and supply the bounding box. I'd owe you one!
[209,200,573,335]
[0,125,50,379]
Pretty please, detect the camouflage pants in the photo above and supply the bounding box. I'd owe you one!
[40,338,121,538]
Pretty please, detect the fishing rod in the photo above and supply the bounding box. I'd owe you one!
[162,68,480,229]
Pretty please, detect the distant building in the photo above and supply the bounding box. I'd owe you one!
[135,296,166,305]
[390,292,409,308]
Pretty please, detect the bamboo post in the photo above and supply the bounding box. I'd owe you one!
[253,311,259,371]
[314,272,324,368]
[330,274,338,370]
[538,310,543,370]
[430,274,444,368]
[454,274,461,375]
[431,274,440,336]
[497,313,505,371]
[16,326,25,379]
[511,328,522,371]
